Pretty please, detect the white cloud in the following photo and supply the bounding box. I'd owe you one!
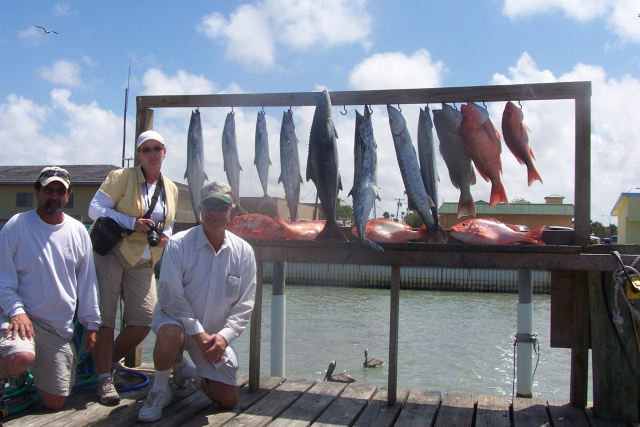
[348,49,446,90]
[503,0,640,45]
[141,69,217,96]
[39,60,84,88]
[197,0,372,68]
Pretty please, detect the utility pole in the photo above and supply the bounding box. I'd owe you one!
[395,198,404,221]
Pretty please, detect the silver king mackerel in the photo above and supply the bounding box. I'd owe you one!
[222,110,246,215]
[278,109,303,222]
[387,104,447,243]
[306,90,346,240]
[185,109,208,223]
[254,110,275,211]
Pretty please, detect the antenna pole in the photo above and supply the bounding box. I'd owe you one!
[122,61,131,167]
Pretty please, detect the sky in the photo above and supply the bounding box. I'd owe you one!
[1,1,639,227]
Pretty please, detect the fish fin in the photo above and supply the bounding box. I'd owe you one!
[427,223,449,243]
[469,168,477,185]
[344,238,385,263]
[524,123,532,133]
[527,164,543,187]
[184,171,188,180]
[528,145,537,161]
[457,190,476,218]
[298,174,304,184]
[489,181,508,209]
[338,176,343,192]
[240,164,243,172]
[277,174,282,184]
[347,188,353,198]
[315,222,348,241]
[526,225,547,245]
[375,186,381,202]
[269,159,272,166]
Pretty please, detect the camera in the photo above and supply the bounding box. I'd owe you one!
[146,222,164,247]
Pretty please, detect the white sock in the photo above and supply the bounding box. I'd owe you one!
[180,361,198,379]
[153,368,171,392]
[98,373,110,381]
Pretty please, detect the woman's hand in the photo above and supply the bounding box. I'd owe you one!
[134,217,155,233]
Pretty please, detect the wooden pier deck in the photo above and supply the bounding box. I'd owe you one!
[2,369,618,427]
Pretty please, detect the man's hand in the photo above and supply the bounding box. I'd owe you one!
[194,332,228,364]
[83,330,98,354]
[6,313,34,340]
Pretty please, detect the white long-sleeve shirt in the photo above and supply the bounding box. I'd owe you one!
[0,210,101,340]
[156,226,256,346]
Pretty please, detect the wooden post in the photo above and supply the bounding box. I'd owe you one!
[516,269,533,398]
[589,254,640,422]
[388,265,400,406]
[574,91,591,247]
[271,261,286,377]
[249,260,263,392]
[570,271,589,407]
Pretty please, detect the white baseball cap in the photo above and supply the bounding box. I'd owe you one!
[136,130,165,149]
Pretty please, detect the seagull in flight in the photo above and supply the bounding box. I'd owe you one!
[35,26,58,34]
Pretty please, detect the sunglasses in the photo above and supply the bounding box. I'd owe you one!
[139,146,164,153]
[42,187,69,196]
[201,203,231,212]
[38,168,70,180]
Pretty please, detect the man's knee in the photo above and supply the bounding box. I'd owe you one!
[201,378,238,409]
[0,352,34,379]
[36,387,67,411]
[154,324,185,352]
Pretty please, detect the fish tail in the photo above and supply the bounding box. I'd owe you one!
[257,194,277,214]
[427,223,449,243]
[489,181,508,209]
[344,238,385,263]
[527,225,547,245]
[527,164,543,186]
[315,222,348,241]
[457,190,476,218]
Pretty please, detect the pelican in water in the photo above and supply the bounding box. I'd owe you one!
[363,349,383,368]
[324,361,356,383]
[35,26,58,34]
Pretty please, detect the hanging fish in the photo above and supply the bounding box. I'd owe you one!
[254,110,276,213]
[306,90,346,241]
[348,106,383,253]
[460,102,508,209]
[278,109,303,222]
[387,104,447,243]
[433,104,476,218]
[222,111,247,215]
[417,106,440,226]
[502,101,542,187]
[185,109,208,223]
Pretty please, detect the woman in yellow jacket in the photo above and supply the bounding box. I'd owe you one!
[88,130,178,405]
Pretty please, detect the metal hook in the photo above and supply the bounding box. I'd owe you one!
[340,105,347,115]
[453,102,457,110]
[230,106,235,115]
[397,104,402,112]
[261,106,265,114]
[518,100,523,109]
[482,101,487,109]
[368,105,373,115]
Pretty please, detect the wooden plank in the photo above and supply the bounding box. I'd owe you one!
[547,399,590,426]
[314,383,378,427]
[388,265,400,405]
[224,378,316,427]
[268,381,347,427]
[512,397,549,426]
[475,394,510,427]
[353,387,409,427]
[583,407,628,427]
[393,389,441,427]
[136,82,592,109]
[433,392,475,427]
[247,240,640,271]
[179,376,285,427]
[249,260,263,392]
[550,270,574,348]
[570,271,589,407]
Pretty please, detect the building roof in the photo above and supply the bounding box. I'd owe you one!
[611,191,640,216]
[0,165,121,185]
[439,201,574,216]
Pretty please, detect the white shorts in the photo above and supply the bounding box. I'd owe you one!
[150,307,239,386]
[0,314,76,396]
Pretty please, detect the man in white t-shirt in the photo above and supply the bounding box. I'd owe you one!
[0,167,101,415]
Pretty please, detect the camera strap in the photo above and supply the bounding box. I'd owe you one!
[143,174,164,220]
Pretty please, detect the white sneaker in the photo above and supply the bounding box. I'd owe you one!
[138,388,172,422]
[172,360,193,388]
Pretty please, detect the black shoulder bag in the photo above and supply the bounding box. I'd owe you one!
[91,175,164,256]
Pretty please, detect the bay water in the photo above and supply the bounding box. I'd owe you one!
[141,284,593,402]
